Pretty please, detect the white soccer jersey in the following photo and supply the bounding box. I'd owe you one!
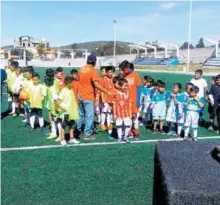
[190,78,208,98]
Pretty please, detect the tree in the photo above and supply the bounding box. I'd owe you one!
[180,41,194,50]
[196,38,205,48]
[71,43,78,49]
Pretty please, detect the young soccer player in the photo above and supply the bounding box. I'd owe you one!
[119,61,142,139]
[95,66,107,124]
[151,80,168,133]
[12,67,24,117]
[54,67,65,91]
[166,83,182,136]
[57,76,80,145]
[113,78,132,143]
[138,76,155,125]
[176,83,194,137]
[99,66,116,138]
[29,73,46,131]
[6,61,18,114]
[208,75,220,134]
[70,69,79,100]
[207,76,216,131]
[44,69,60,140]
[184,86,204,141]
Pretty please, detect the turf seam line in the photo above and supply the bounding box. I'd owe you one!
[1,136,220,152]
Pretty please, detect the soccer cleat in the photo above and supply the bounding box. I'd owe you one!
[183,136,189,141]
[167,130,173,136]
[193,137,198,142]
[19,113,25,117]
[22,119,27,123]
[159,129,166,135]
[69,138,80,144]
[106,134,114,140]
[8,112,15,115]
[12,114,17,117]
[208,126,214,131]
[55,136,62,142]
[47,134,57,140]
[60,140,67,145]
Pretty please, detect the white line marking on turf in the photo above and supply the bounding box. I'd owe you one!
[1,136,220,152]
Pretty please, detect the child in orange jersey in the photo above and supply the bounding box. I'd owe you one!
[119,61,142,139]
[113,78,132,143]
[95,66,106,124]
[99,66,116,138]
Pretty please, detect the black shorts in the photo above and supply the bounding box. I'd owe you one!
[30,108,43,117]
[56,115,75,129]
[12,93,20,103]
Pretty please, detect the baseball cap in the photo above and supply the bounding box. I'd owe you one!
[87,54,97,62]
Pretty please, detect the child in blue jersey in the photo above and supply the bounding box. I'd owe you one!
[176,83,194,137]
[166,83,182,136]
[151,80,168,133]
[184,86,204,141]
[138,76,155,125]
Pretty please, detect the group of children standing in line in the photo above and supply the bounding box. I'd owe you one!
[4,59,220,145]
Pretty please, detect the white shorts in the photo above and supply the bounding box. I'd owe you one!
[184,111,199,128]
[101,103,112,113]
[116,117,132,127]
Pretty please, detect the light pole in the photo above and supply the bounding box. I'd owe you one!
[187,0,192,73]
[113,20,117,66]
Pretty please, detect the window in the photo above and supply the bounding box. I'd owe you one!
[28,43,30,47]
[23,43,25,47]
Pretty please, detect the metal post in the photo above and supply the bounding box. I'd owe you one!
[187,0,192,72]
[113,20,117,66]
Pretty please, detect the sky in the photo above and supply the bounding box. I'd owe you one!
[1,1,220,47]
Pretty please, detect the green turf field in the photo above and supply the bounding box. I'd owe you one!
[1,68,220,205]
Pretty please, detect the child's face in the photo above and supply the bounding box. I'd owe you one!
[146,82,152,88]
[26,72,32,80]
[190,91,197,98]
[210,79,215,85]
[119,68,124,77]
[15,69,21,76]
[101,69,106,77]
[107,70,114,78]
[216,79,220,85]
[158,86,165,93]
[123,67,131,76]
[173,85,180,94]
[72,73,78,80]
[33,77,40,85]
[56,71,63,80]
[194,72,201,79]
[121,82,128,91]
[10,66,15,72]
[143,79,147,86]
[186,85,193,94]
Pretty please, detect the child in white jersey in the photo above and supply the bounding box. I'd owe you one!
[184,86,204,141]
[166,83,182,136]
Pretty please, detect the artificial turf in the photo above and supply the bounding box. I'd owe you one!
[1,69,219,205]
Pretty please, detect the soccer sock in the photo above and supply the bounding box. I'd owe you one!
[177,124,182,135]
[38,117,44,128]
[101,113,106,125]
[51,121,56,135]
[134,117,139,130]
[124,127,131,140]
[30,115,36,128]
[117,128,123,140]
[20,107,25,114]
[11,102,15,113]
[107,124,113,135]
[15,107,20,115]
[57,122,62,137]
[184,127,190,137]
[193,128,198,138]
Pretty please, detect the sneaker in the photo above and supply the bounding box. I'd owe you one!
[208,126,214,131]
[55,136,62,142]
[177,134,181,138]
[22,119,27,123]
[83,135,95,140]
[12,113,17,117]
[47,134,57,140]
[69,138,80,144]
[193,137,198,142]
[167,130,173,136]
[60,140,67,145]
[171,131,177,136]
[106,134,114,140]
[183,136,189,141]
[159,129,166,134]
[9,112,15,115]
[123,138,130,143]
[19,113,25,117]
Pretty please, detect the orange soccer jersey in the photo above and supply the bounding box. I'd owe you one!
[124,71,142,113]
[71,80,79,103]
[100,76,115,103]
[113,90,132,119]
